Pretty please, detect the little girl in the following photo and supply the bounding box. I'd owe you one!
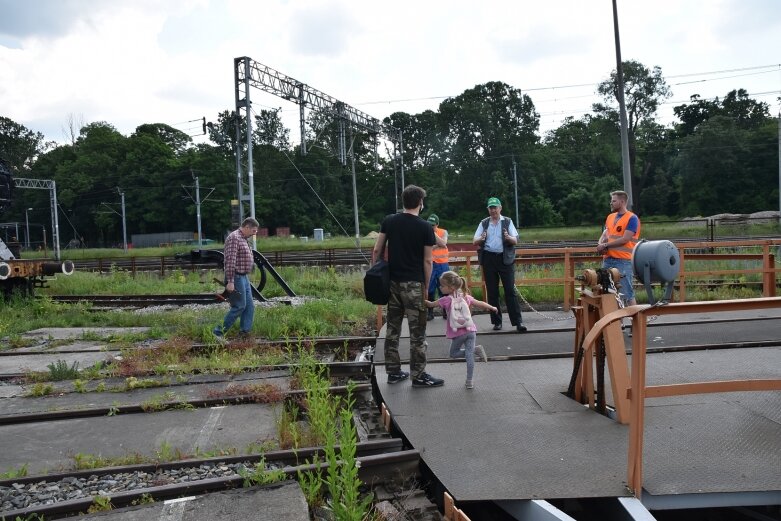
[425,270,498,389]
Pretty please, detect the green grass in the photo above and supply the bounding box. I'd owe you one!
[2,246,777,344]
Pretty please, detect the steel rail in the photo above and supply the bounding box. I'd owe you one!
[0,446,419,520]
[0,438,402,488]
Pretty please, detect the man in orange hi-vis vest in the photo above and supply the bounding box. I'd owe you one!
[427,214,450,321]
[596,190,641,306]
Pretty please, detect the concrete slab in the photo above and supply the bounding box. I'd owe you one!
[0,402,280,474]
[21,327,151,341]
[81,481,309,520]
[0,374,289,416]
[0,351,118,375]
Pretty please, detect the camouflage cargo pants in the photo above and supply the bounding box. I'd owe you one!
[384,280,428,379]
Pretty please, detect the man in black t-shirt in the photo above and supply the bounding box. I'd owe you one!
[372,185,444,388]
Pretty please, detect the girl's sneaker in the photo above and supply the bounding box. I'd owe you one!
[475,344,488,362]
[465,379,474,389]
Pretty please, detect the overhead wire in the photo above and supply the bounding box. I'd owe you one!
[248,105,374,258]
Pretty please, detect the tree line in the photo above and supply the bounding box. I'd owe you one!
[0,60,778,248]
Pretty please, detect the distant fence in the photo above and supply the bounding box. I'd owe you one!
[71,239,781,311]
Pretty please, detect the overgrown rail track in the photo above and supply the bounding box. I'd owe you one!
[49,294,230,307]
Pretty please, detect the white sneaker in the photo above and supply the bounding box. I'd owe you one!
[465,379,474,389]
[475,344,488,363]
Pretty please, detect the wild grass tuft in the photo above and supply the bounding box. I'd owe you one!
[0,463,28,479]
[47,359,80,380]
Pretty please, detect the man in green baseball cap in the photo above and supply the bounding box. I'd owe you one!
[427,214,449,320]
[472,196,526,332]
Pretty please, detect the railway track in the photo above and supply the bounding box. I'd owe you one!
[49,294,230,307]
[0,439,422,519]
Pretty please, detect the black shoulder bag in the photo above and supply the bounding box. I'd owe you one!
[364,242,390,305]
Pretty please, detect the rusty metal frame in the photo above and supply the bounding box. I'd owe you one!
[579,297,781,498]
[446,239,781,311]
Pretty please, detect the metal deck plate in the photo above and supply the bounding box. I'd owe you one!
[375,348,781,501]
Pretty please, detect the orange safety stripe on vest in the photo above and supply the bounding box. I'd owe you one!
[604,211,640,259]
[432,227,449,264]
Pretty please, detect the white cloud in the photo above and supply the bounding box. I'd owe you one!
[0,0,779,145]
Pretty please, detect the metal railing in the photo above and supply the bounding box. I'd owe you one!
[580,298,781,498]
[450,239,781,310]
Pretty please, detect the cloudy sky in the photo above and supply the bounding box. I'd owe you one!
[1,0,779,147]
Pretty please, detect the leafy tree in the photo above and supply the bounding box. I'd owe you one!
[0,116,51,174]
[674,89,770,137]
[672,90,774,216]
[134,123,192,155]
[438,81,540,220]
[253,109,290,149]
[673,94,721,137]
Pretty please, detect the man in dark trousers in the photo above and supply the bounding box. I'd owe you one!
[373,185,444,388]
[213,217,259,340]
[472,197,526,332]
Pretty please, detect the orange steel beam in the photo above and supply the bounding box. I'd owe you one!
[445,239,781,311]
[575,293,631,422]
[622,296,781,498]
[627,315,648,498]
[632,379,781,399]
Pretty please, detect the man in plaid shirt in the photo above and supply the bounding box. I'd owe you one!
[213,217,260,340]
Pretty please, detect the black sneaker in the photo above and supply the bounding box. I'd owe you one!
[492,324,502,331]
[426,309,434,321]
[516,324,527,333]
[412,372,444,388]
[387,371,410,384]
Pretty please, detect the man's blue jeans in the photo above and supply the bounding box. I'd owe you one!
[602,257,635,304]
[214,274,254,336]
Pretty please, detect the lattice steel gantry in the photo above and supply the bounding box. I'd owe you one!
[233,57,404,240]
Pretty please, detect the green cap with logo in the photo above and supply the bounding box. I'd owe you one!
[486,197,501,207]
[427,214,439,225]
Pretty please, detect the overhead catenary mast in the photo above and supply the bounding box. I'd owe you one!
[233,57,404,244]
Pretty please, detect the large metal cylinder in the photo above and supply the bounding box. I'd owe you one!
[632,240,680,283]
[41,261,75,276]
[0,262,9,280]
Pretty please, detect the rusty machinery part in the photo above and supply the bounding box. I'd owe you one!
[176,248,296,302]
[577,268,620,294]
[0,260,75,281]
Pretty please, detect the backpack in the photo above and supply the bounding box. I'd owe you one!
[448,293,475,330]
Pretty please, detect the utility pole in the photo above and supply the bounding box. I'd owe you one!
[25,207,32,248]
[612,0,633,209]
[399,131,405,195]
[195,174,203,247]
[778,109,780,226]
[118,188,127,252]
[512,155,519,226]
[350,126,360,248]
